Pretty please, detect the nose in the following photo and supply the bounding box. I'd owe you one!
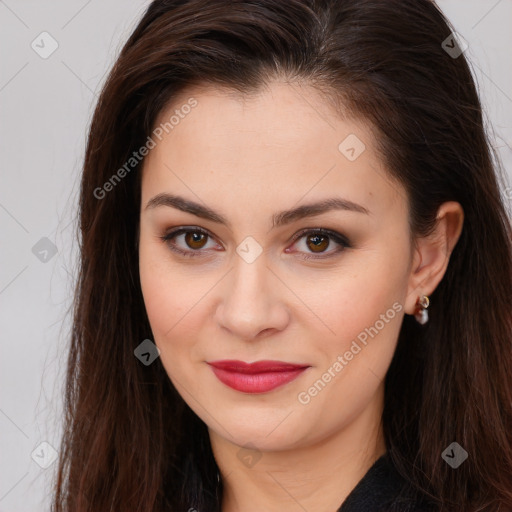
[214,252,290,340]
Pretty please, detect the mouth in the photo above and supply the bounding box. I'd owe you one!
[207,360,310,393]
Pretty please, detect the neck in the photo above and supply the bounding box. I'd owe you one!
[209,390,387,512]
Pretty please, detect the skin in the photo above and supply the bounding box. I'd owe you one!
[138,80,464,512]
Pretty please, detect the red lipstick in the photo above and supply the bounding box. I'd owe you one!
[207,360,310,393]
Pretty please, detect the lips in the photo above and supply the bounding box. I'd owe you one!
[207,360,310,393]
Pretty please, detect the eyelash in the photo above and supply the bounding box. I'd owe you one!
[159,226,351,261]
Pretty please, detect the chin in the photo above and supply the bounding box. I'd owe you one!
[209,411,309,451]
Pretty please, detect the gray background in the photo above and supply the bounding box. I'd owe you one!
[1,1,511,510]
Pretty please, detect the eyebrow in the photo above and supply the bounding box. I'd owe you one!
[144,193,370,229]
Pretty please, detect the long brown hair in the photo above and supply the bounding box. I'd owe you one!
[52,1,512,510]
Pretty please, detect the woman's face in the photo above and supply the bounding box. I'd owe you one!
[139,81,419,452]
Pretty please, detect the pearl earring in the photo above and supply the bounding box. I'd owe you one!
[414,295,430,325]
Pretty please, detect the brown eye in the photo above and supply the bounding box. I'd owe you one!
[184,231,208,250]
[305,233,330,253]
[160,227,218,258]
[289,228,350,260]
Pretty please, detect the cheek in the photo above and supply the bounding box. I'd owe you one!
[139,235,188,339]
[293,269,404,436]
[139,264,200,392]
[138,237,215,370]
[289,253,406,349]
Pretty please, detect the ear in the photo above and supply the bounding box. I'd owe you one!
[404,201,464,315]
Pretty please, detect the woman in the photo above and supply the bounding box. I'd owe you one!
[52,1,512,511]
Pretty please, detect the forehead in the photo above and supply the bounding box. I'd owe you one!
[152,80,359,157]
[141,81,407,225]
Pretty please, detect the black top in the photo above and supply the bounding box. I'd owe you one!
[337,453,437,512]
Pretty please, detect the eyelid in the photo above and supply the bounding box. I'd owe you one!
[289,227,349,246]
[160,225,350,259]
[286,227,350,259]
[160,226,221,258]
